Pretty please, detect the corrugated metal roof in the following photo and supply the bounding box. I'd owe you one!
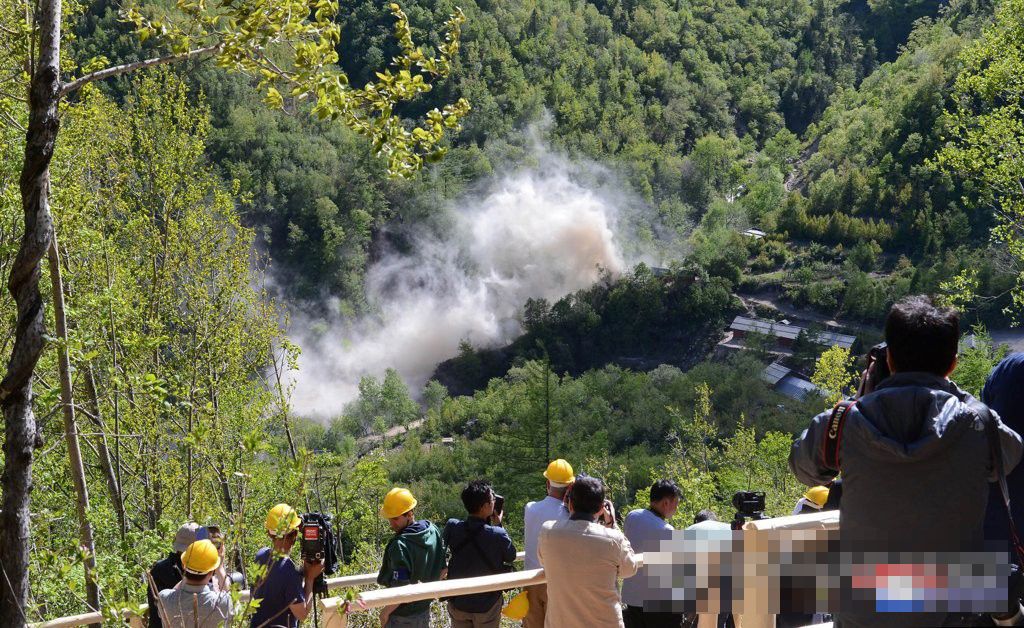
[816,331,857,350]
[730,316,803,340]
[730,316,857,349]
[761,362,791,385]
[776,375,822,401]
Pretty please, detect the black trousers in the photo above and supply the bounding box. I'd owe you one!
[622,605,684,628]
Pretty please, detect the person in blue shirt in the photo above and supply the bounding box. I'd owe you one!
[621,479,682,628]
[249,504,323,628]
[443,480,517,628]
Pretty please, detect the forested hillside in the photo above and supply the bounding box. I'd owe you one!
[2,0,1023,622]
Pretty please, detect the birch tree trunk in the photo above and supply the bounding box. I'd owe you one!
[0,0,61,620]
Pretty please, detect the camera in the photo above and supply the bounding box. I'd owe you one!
[299,513,340,595]
[600,498,616,527]
[858,342,891,397]
[201,524,245,588]
[731,491,768,530]
[493,494,504,517]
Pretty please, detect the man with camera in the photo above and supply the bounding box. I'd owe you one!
[790,295,1024,627]
[443,480,517,628]
[538,475,640,628]
[621,479,682,628]
[249,503,324,628]
[157,540,234,627]
[147,522,201,628]
[377,487,447,628]
[523,459,575,628]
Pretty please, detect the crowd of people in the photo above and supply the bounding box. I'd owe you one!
[145,296,1024,628]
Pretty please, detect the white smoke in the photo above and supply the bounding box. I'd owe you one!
[285,145,654,418]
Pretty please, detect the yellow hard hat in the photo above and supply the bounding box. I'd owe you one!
[502,590,530,620]
[543,459,575,485]
[380,488,418,520]
[181,540,221,575]
[804,486,829,508]
[265,503,300,537]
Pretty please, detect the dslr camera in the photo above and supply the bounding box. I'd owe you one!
[857,342,891,397]
[299,513,340,595]
[731,490,768,530]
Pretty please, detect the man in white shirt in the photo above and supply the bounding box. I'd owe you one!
[621,480,682,628]
[538,475,641,628]
[522,458,574,627]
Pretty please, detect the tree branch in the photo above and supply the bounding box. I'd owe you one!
[0,109,26,133]
[60,44,222,96]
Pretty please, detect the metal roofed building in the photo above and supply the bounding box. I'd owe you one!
[776,374,823,401]
[729,316,857,350]
[761,362,791,386]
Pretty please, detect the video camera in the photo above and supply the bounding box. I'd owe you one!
[299,513,340,595]
[731,490,768,530]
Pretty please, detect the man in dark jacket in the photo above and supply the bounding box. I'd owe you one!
[982,353,1024,554]
[378,487,447,628]
[790,295,1023,628]
[147,523,200,627]
[443,480,516,628]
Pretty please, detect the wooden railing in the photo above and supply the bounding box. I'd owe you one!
[35,510,842,628]
[31,553,525,627]
[319,511,841,628]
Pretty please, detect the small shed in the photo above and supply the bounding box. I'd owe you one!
[761,362,791,386]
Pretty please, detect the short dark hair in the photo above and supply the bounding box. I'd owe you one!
[884,296,959,375]
[570,476,605,516]
[694,509,718,524]
[461,480,493,514]
[650,479,682,503]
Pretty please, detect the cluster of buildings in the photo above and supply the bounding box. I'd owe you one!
[726,315,859,401]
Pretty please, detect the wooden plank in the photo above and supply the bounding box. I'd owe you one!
[33,612,104,628]
[343,553,645,613]
[348,568,549,612]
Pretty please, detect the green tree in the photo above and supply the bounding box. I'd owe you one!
[953,326,1008,397]
[0,0,469,615]
[811,345,858,407]
[937,0,1024,314]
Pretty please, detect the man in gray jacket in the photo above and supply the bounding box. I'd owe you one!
[790,295,1023,627]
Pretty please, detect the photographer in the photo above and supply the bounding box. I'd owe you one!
[157,540,233,628]
[621,479,682,628]
[249,503,324,628]
[147,522,200,628]
[538,475,640,628]
[442,480,517,628]
[789,295,1023,627]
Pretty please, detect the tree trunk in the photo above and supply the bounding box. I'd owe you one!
[47,235,99,617]
[0,0,62,620]
[83,364,126,541]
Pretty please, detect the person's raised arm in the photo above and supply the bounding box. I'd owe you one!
[618,534,640,580]
[287,560,324,621]
[789,409,839,486]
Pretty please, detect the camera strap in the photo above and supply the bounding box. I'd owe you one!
[821,399,856,473]
[973,399,1024,568]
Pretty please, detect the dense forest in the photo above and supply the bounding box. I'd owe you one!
[1,0,1023,622]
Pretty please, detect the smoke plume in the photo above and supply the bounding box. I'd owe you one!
[286,145,656,418]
